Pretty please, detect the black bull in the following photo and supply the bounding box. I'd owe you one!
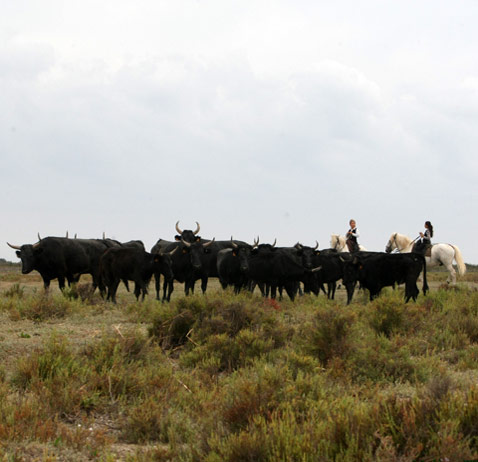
[151,237,249,301]
[342,251,429,303]
[7,237,114,290]
[98,247,174,303]
[246,243,320,301]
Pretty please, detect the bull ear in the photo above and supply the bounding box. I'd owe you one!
[232,249,238,256]
[16,251,21,258]
[174,235,181,241]
[195,236,201,242]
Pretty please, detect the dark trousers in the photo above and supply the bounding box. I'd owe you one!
[346,239,359,253]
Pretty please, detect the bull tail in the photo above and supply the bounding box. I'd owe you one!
[451,245,466,276]
[421,254,429,295]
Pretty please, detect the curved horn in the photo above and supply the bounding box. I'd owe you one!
[37,233,42,241]
[193,221,200,235]
[294,242,302,250]
[175,221,183,234]
[169,246,178,256]
[253,236,259,248]
[230,236,238,249]
[271,238,277,248]
[7,242,21,250]
[314,240,319,250]
[181,237,191,247]
[203,237,215,248]
[103,232,106,239]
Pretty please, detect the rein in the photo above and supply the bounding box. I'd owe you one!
[392,234,419,253]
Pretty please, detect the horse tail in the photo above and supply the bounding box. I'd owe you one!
[451,245,466,276]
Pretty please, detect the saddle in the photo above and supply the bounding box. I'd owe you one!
[424,245,432,257]
[412,242,432,257]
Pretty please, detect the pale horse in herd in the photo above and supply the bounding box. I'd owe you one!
[330,234,367,252]
[385,232,466,284]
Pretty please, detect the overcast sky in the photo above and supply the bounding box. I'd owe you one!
[1,1,477,263]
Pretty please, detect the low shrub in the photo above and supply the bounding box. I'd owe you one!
[301,304,356,366]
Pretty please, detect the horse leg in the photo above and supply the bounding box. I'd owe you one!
[445,263,457,284]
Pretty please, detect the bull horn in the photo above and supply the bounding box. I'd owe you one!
[7,242,21,250]
[271,238,277,248]
[74,233,77,239]
[203,237,215,248]
[314,240,319,250]
[175,221,183,234]
[32,241,41,249]
[253,236,259,248]
[38,233,42,241]
[66,231,69,238]
[230,237,238,249]
[294,242,302,250]
[169,246,178,256]
[194,221,200,235]
[181,238,191,247]
[103,232,106,239]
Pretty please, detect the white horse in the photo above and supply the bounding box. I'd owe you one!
[330,234,367,252]
[385,232,466,284]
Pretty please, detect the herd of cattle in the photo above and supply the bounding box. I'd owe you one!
[6,221,430,304]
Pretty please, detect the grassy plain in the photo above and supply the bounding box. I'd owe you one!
[0,264,478,461]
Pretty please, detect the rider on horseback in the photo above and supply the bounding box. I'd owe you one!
[346,219,360,253]
[413,221,433,255]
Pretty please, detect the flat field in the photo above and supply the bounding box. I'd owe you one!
[1,264,478,461]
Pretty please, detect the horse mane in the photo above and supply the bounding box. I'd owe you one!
[330,234,345,246]
[390,232,412,249]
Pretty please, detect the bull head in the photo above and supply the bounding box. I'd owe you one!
[176,221,200,235]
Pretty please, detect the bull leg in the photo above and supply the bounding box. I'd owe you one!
[141,281,148,301]
[155,274,161,300]
[134,282,141,301]
[57,276,66,291]
[201,277,208,294]
[185,280,195,296]
[163,279,173,302]
[110,279,121,304]
[285,282,297,301]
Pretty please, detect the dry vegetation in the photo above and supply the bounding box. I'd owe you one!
[0,263,478,461]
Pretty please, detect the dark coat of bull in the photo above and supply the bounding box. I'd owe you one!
[98,247,174,303]
[151,238,215,301]
[246,242,315,301]
[216,240,254,293]
[308,249,352,299]
[7,237,111,290]
[342,251,428,304]
[151,222,249,301]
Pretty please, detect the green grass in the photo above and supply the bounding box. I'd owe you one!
[0,273,477,460]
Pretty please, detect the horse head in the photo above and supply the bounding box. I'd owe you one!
[385,233,397,253]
